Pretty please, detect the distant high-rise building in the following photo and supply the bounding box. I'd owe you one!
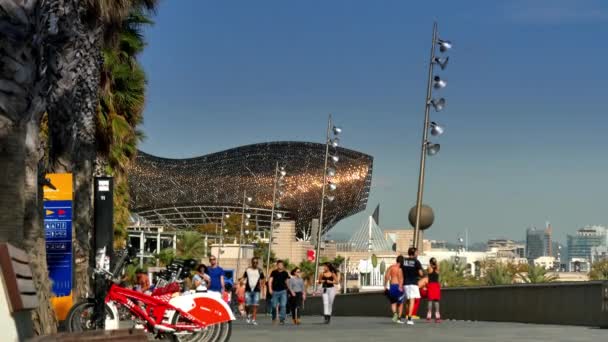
[567,225,608,270]
[526,225,552,261]
[487,239,526,259]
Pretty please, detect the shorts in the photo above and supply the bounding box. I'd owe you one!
[245,291,260,306]
[388,284,404,304]
[404,284,420,299]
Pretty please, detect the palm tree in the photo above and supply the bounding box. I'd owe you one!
[519,265,558,283]
[589,260,608,280]
[44,0,157,302]
[177,232,207,261]
[96,8,154,247]
[1,0,156,334]
[484,262,514,286]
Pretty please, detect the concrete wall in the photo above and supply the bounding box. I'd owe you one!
[297,281,608,327]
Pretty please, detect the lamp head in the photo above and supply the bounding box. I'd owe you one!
[438,39,452,52]
[433,76,447,89]
[430,98,446,111]
[433,56,449,70]
[427,142,441,156]
[430,122,445,136]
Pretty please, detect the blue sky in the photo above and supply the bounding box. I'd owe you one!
[139,0,608,244]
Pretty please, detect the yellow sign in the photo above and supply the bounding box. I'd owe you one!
[43,173,73,200]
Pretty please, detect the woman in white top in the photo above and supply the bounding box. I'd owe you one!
[192,264,211,292]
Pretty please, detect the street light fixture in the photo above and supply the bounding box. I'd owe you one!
[237,190,253,277]
[433,76,447,89]
[266,162,288,277]
[430,122,445,136]
[412,22,454,250]
[314,114,342,290]
[430,98,446,111]
[433,56,449,70]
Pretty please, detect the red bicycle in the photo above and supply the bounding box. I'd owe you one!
[66,250,234,342]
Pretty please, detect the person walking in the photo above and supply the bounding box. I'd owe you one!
[192,264,210,292]
[242,257,265,325]
[288,267,306,325]
[402,247,423,325]
[206,255,225,294]
[235,278,247,319]
[268,260,290,325]
[318,262,339,324]
[384,255,405,324]
[426,257,442,323]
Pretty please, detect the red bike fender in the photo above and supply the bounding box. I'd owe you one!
[169,292,235,325]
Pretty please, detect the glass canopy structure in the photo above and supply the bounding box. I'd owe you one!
[128,142,373,237]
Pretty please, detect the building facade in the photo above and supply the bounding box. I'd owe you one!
[526,225,552,261]
[567,225,608,271]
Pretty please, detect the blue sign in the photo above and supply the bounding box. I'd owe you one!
[44,200,73,296]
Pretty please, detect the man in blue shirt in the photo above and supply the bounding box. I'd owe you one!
[206,255,225,293]
[402,247,423,325]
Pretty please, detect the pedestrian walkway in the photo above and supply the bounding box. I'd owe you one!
[231,316,606,342]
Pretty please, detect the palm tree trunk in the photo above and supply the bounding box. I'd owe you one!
[47,0,103,300]
[1,0,58,334]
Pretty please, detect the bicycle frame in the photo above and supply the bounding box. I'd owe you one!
[106,283,203,332]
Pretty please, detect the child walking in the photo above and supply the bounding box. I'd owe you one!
[426,258,441,323]
[235,278,247,319]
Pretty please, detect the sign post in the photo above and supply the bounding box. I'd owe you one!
[43,173,73,320]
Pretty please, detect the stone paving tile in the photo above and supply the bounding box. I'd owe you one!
[230,316,607,342]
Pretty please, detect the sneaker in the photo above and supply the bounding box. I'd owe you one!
[246,314,252,324]
[406,319,414,326]
[412,315,420,320]
[397,318,405,324]
[251,320,258,326]
[279,320,285,325]
[392,313,399,323]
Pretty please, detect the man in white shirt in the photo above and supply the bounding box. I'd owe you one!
[243,257,265,325]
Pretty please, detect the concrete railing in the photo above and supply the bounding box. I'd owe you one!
[295,281,608,327]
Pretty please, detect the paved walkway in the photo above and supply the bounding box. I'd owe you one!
[231,316,606,342]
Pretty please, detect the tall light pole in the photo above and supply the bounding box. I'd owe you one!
[313,114,341,290]
[266,162,287,276]
[237,190,252,278]
[412,22,452,249]
[218,209,229,264]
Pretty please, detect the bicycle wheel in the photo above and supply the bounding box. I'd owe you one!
[65,301,117,332]
[212,321,232,342]
[170,312,216,342]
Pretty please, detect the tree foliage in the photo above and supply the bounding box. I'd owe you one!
[518,264,558,283]
[176,231,206,261]
[589,260,608,280]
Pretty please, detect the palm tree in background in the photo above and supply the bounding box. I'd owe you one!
[177,232,207,261]
[96,7,154,246]
[519,264,558,283]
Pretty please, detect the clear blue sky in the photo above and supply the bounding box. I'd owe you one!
[139,0,608,245]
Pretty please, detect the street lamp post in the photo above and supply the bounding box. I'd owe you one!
[412,22,452,249]
[266,162,287,277]
[313,114,341,290]
[218,209,229,264]
[237,191,252,278]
